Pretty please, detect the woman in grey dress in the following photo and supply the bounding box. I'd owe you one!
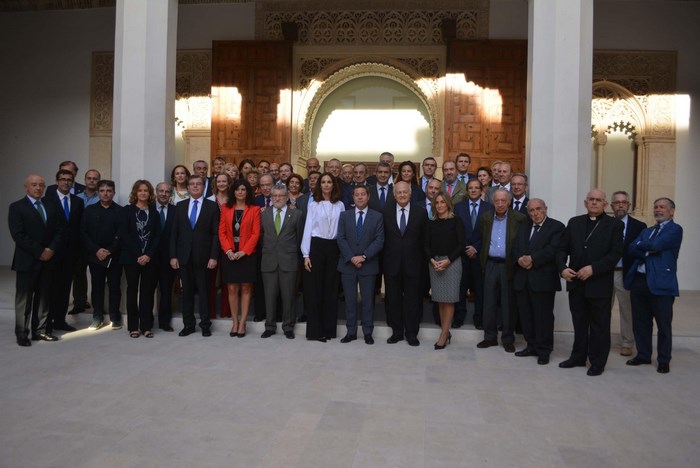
[425,192,465,350]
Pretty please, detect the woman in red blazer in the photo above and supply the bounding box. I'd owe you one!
[219,179,261,337]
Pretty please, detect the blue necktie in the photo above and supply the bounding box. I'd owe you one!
[399,208,406,235]
[356,210,364,239]
[159,205,166,231]
[470,202,477,228]
[189,200,198,228]
[379,186,386,209]
[62,196,70,220]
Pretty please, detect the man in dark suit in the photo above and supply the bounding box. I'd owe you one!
[154,182,176,331]
[8,174,65,346]
[366,151,396,186]
[512,198,565,364]
[170,175,220,337]
[296,171,320,221]
[455,152,476,185]
[624,197,682,374]
[45,169,84,333]
[367,162,394,212]
[193,160,214,198]
[301,157,320,194]
[253,173,275,321]
[610,190,647,356]
[44,160,86,197]
[260,183,304,339]
[453,179,492,328]
[476,189,525,352]
[419,157,438,193]
[557,189,624,376]
[485,161,514,203]
[510,173,529,214]
[383,181,427,346]
[337,185,385,345]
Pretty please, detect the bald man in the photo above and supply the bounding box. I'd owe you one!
[556,189,624,376]
[9,174,66,346]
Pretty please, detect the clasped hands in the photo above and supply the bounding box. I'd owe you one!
[431,257,451,271]
[561,265,593,282]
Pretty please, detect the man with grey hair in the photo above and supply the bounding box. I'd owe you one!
[326,158,342,178]
[155,182,176,331]
[610,190,646,356]
[260,183,304,339]
[512,198,565,364]
[476,188,525,352]
[193,159,212,197]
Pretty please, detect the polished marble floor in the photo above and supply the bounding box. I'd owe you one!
[1,267,698,467]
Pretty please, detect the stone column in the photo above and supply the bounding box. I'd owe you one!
[112,0,178,197]
[526,0,594,331]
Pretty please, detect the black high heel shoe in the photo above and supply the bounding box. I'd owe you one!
[434,333,451,350]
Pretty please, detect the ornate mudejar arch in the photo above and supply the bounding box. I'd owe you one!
[291,58,443,169]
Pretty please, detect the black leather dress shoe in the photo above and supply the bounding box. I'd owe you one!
[451,321,464,329]
[261,330,275,338]
[407,337,420,347]
[387,335,404,344]
[17,336,31,347]
[53,323,77,332]
[558,358,586,368]
[476,339,498,349]
[626,357,652,366]
[298,315,307,323]
[474,323,484,330]
[364,335,374,345]
[284,331,295,339]
[160,325,174,332]
[340,334,357,343]
[36,333,59,342]
[657,363,670,374]
[253,317,264,322]
[67,307,84,315]
[503,343,516,353]
[515,348,538,357]
[178,327,195,336]
[537,356,550,365]
[587,366,604,376]
[201,326,212,337]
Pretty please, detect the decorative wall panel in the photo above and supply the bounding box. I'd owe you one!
[593,50,676,95]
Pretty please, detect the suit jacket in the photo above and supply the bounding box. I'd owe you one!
[155,204,175,264]
[382,202,427,277]
[485,185,511,204]
[366,174,397,186]
[219,204,261,255]
[512,217,565,292]
[409,183,426,204]
[512,196,529,214]
[454,199,493,246]
[441,179,467,204]
[337,207,384,276]
[260,206,304,272]
[367,184,395,213]
[621,215,647,276]
[42,191,84,258]
[8,196,65,272]
[624,220,682,296]
[170,198,220,266]
[118,204,161,264]
[295,193,313,220]
[45,182,86,197]
[478,209,526,279]
[254,194,271,208]
[556,213,624,298]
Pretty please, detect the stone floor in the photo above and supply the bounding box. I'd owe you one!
[1,267,699,467]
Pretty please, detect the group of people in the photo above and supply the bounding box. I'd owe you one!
[9,153,683,375]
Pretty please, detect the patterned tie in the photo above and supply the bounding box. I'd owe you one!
[514,200,521,211]
[274,208,282,235]
[189,200,198,228]
[460,175,466,184]
[649,224,661,239]
[159,205,166,229]
[62,196,70,220]
[266,197,271,207]
[399,208,406,235]
[35,201,46,224]
[356,210,364,238]
[447,183,453,196]
[470,202,477,228]
[379,186,386,209]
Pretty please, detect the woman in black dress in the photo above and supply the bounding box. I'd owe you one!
[219,179,261,337]
[425,192,465,349]
[119,180,160,338]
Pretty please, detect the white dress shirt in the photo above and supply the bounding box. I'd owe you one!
[301,200,344,257]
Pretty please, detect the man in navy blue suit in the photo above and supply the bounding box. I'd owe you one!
[337,185,385,345]
[624,197,683,374]
[453,179,492,329]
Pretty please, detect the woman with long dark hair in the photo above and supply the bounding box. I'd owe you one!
[395,161,426,204]
[170,165,191,204]
[301,172,345,341]
[119,180,161,338]
[219,179,261,337]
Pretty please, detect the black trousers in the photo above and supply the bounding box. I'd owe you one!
[124,263,158,332]
[48,252,76,330]
[306,237,339,339]
[385,270,422,339]
[14,262,54,337]
[89,261,123,323]
[568,287,612,369]
[516,287,555,357]
[179,262,211,330]
[631,273,675,364]
[157,259,176,328]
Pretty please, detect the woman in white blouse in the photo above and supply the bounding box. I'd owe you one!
[301,172,345,342]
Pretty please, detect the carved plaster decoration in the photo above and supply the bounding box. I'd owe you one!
[293,61,443,168]
[256,0,489,45]
[591,81,647,138]
[176,50,212,99]
[90,52,114,135]
[593,50,677,95]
